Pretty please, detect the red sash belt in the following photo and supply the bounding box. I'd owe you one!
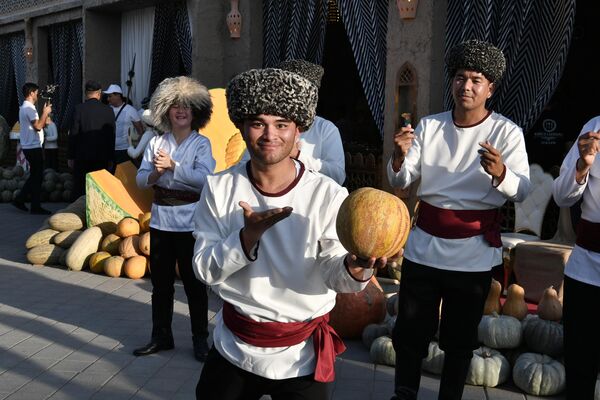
[576,218,600,253]
[222,302,346,382]
[416,201,502,247]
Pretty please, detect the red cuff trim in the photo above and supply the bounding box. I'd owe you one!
[492,164,507,188]
[344,257,373,283]
[239,229,259,261]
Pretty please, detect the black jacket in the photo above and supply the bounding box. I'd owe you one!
[67,98,116,161]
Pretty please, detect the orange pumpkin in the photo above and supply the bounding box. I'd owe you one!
[119,235,141,259]
[116,217,140,238]
[329,276,386,339]
[123,256,147,279]
[104,256,125,277]
[336,187,410,260]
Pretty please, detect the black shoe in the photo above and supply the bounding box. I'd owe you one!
[133,340,174,356]
[12,201,28,212]
[30,207,52,215]
[192,336,209,362]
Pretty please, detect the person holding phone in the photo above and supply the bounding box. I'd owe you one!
[387,40,531,400]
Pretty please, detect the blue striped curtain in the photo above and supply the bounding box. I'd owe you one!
[262,0,328,67]
[0,33,26,127]
[148,0,192,95]
[445,0,576,133]
[48,20,83,131]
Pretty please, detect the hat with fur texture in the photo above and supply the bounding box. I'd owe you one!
[446,39,506,83]
[149,76,212,132]
[226,68,318,131]
[277,59,324,88]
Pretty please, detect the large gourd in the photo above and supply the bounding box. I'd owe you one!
[502,284,528,320]
[65,226,103,271]
[48,212,85,232]
[26,229,59,249]
[537,286,562,322]
[27,244,64,265]
[483,278,502,315]
[512,352,565,396]
[336,187,410,260]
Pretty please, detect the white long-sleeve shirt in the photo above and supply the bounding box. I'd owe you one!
[127,128,157,160]
[552,116,600,287]
[192,160,369,380]
[387,111,530,271]
[136,131,215,231]
[241,116,346,185]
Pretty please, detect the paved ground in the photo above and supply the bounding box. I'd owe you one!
[0,203,565,400]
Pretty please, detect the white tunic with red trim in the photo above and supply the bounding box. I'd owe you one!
[192,160,369,379]
[387,111,531,272]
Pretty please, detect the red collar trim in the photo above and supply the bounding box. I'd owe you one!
[452,110,492,128]
[245,159,305,197]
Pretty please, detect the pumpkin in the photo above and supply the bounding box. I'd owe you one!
[478,312,522,349]
[537,286,562,322]
[25,229,59,249]
[501,284,528,320]
[104,256,125,277]
[89,251,111,274]
[116,217,140,238]
[101,233,122,255]
[123,255,147,279]
[52,230,82,248]
[466,346,510,387]
[27,244,64,265]
[512,352,565,396]
[119,235,141,259]
[64,226,103,271]
[370,336,395,366]
[139,231,150,256]
[329,276,386,339]
[386,293,399,316]
[362,323,389,349]
[483,278,502,315]
[522,315,563,357]
[48,212,85,232]
[335,187,410,260]
[422,341,445,375]
[138,212,151,233]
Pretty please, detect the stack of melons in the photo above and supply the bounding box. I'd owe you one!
[1,167,74,203]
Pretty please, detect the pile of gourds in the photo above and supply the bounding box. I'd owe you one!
[364,281,569,397]
[0,166,74,203]
[25,196,152,280]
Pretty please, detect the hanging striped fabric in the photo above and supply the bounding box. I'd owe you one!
[337,0,387,138]
[444,0,576,133]
[262,0,328,67]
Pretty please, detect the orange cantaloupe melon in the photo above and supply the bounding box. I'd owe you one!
[224,132,246,169]
[114,161,153,211]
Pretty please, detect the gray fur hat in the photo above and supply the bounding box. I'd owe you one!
[226,68,318,131]
[149,76,212,132]
[446,39,506,83]
[277,59,324,88]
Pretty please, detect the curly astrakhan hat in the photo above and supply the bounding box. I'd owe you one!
[277,59,324,88]
[446,39,506,83]
[226,68,318,131]
[149,76,212,132]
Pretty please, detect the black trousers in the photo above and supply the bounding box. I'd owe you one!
[149,228,208,340]
[392,259,493,400]
[563,275,600,400]
[16,148,44,208]
[44,148,58,170]
[72,159,111,201]
[196,346,329,400]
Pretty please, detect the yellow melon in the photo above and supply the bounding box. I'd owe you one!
[89,251,111,274]
[138,212,151,233]
[104,256,124,277]
[116,217,140,238]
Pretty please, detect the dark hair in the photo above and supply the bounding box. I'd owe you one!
[22,82,39,98]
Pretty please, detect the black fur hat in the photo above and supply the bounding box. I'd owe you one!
[277,59,324,88]
[446,39,506,83]
[226,68,318,131]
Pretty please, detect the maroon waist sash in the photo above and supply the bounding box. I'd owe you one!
[576,218,600,253]
[153,185,200,206]
[416,201,502,247]
[222,302,346,382]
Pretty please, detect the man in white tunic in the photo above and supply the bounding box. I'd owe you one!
[387,40,530,400]
[192,68,392,399]
[552,118,600,399]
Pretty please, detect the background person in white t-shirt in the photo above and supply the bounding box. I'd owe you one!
[13,82,52,215]
[104,84,143,167]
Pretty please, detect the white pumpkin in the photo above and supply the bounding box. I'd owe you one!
[478,312,522,349]
[522,315,563,357]
[512,352,565,396]
[362,323,389,349]
[466,346,510,387]
[370,336,395,366]
[421,341,445,375]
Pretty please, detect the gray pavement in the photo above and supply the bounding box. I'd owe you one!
[0,203,563,400]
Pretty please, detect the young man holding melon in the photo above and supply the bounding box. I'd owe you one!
[552,118,600,399]
[387,40,531,400]
[191,68,393,399]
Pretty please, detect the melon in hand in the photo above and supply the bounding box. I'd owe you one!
[336,187,410,261]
